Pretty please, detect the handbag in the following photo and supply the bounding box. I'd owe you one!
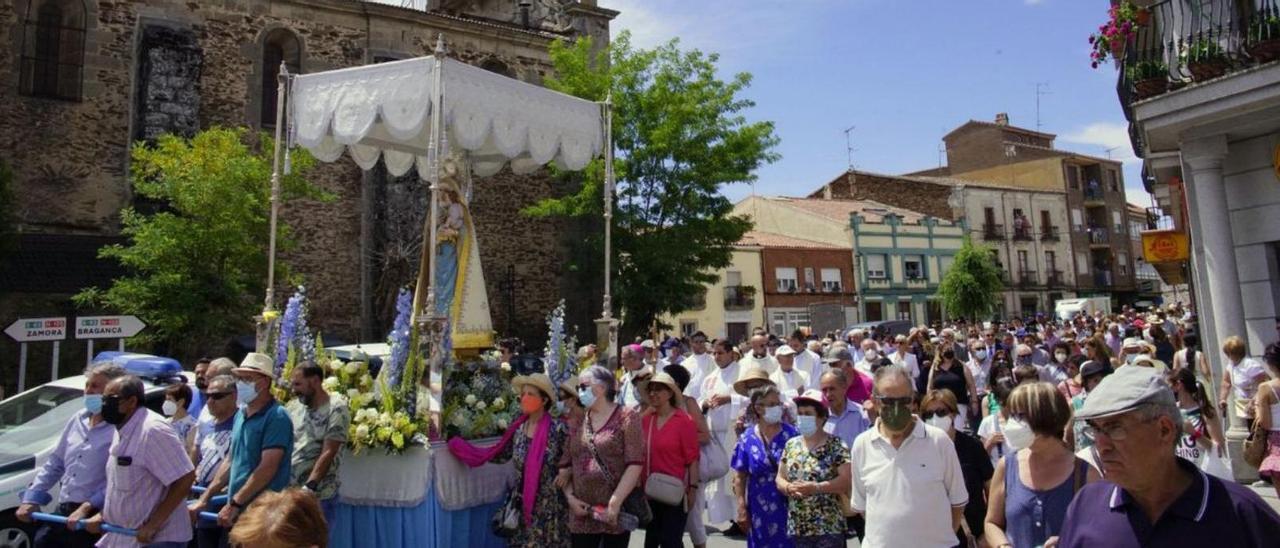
[699,435,730,482]
[585,410,653,526]
[490,495,520,538]
[1243,386,1275,468]
[643,416,686,506]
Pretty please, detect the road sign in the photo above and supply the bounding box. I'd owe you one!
[4,317,67,342]
[75,316,146,339]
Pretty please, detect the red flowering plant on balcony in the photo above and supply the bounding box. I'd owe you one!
[1090,2,1147,68]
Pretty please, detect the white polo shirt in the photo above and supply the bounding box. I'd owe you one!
[851,418,969,548]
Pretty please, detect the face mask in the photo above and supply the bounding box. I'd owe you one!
[577,387,598,408]
[84,394,103,415]
[926,415,953,431]
[1055,352,1068,363]
[864,350,878,362]
[520,393,543,414]
[162,400,178,417]
[1125,353,1138,365]
[880,403,912,432]
[236,380,260,408]
[974,349,988,360]
[796,415,818,436]
[102,396,128,426]
[1003,418,1036,451]
[763,405,783,424]
[942,350,956,360]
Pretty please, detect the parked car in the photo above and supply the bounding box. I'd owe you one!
[0,353,191,548]
[843,320,914,341]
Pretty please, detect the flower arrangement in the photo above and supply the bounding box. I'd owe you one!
[543,300,578,398]
[440,356,520,440]
[272,286,315,398]
[345,288,431,454]
[1089,2,1144,68]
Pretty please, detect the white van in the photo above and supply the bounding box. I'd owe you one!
[1055,297,1112,321]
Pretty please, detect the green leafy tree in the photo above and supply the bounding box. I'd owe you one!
[935,236,1005,321]
[526,32,780,335]
[75,128,330,356]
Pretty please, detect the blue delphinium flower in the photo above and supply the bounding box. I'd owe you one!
[276,286,307,371]
[385,288,413,390]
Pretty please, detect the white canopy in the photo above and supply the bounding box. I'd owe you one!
[290,56,604,178]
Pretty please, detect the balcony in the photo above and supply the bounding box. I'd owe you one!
[1047,270,1066,288]
[1116,1,1280,109]
[1018,270,1039,289]
[1041,226,1061,241]
[1088,228,1111,246]
[983,223,1005,241]
[1093,270,1114,287]
[1011,226,1035,241]
[723,285,756,310]
[1083,185,1107,204]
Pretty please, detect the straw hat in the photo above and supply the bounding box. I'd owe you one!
[512,373,555,400]
[733,367,775,396]
[559,378,578,400]
[234,352,274,380]
[647,372,681,397]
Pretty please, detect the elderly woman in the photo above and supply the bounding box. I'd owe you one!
[985,382,1099,548]
[1218,335,1269,430]
[775,390,851,548]
[731,385,797,548]
[641,372,700,548]
[449,373,571,547]
[920,389,992,547]
[561,365,645,547]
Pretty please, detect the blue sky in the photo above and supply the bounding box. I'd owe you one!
[604,0,1150,206]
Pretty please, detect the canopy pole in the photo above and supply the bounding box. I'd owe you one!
[257,61,290,353]
[594,94,618,365]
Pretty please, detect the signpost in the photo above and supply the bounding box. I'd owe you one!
[4,317,67,392]
[75,316,146,368]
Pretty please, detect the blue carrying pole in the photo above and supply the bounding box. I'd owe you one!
[31,512,137,537]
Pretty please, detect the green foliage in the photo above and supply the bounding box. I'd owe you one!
[934,237,1005,322]
[1249,12,1280,43]
[1126,59,1167,81]
[527,32,780,333]
[1183,37,1227,64]
[73,127,332,356]
[0,159,14,260]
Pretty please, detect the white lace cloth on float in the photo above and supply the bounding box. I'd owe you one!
[291,56,603,179]
[336,444,432,507]
[430,437,516,510]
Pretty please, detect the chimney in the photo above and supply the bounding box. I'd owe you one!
[995,113,1009,126]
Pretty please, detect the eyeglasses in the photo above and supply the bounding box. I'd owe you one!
[1082,416,1157,441]
[874,395,912,407]
[207,392,234,401]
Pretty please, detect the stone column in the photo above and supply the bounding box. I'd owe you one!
[1182,135,1254,479]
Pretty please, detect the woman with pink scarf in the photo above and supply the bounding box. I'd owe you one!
[448,373,570,547]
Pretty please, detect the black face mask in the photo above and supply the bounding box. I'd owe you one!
[195,378,209,392]
[102,395,130,426]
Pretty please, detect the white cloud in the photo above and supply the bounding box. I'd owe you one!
[1060,122,1140,164]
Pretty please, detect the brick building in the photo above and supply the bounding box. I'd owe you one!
[0,0,616,380]
[742,231,858,338]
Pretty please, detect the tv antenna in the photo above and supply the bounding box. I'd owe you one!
[843,125,857,171]
[1104,146,1121,159]
[1035,82,1052,132]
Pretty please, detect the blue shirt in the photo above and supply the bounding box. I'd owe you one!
[826,399,870,449]
[1057,458,1280,548]
[228,399,293,501]
[22,410,113,509]
[187,390,206,418]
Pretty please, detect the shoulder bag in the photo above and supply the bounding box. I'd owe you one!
[1242,385,1275,468]
[490,494,520,538]
[643,414,686,506]
[586,409,652,526]
[699,434,730,482]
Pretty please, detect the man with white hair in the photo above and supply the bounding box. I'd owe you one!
[769,345,808,398]
[846,329,866,363]
[855,338,888,375]
[786,330,824,391]
[738,333,778,374]
[1056,366,1280,546]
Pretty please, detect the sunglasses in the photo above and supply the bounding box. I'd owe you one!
[207,392,235,401]
[874,396,913,407]
[921,409,951,420]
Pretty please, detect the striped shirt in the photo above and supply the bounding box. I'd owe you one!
[98,409,194,547]
[21,410,112,509]
[194,416,234,485]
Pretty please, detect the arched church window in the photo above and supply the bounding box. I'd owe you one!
[261,28,302,128]
[19,0,87,100]
[479,58,512,78]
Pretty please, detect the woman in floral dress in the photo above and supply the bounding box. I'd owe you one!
[731,385,797,548]
[776,390,851,548]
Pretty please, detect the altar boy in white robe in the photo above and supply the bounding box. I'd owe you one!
[769,345,809,399]
[681,331,715,401]
[698,339,748,526]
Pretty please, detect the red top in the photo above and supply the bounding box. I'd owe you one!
[845,369,874,404]
[641,409,699,482]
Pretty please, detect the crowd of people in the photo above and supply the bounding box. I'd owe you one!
[17,303,1280,548]
[17,353,339,548]
[466,304,1280,548]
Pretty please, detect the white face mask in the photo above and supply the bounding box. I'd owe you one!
[926,415,953,431]
[864,350,878,362]
[1003,418,1036,451]
[162,400,178,417]
[763,405,783,425]
[1055,352,1068,363]
[974,349,988,360]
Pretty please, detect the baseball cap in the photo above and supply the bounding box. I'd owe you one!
[822,347,853,364]
[1075,365,1175,420]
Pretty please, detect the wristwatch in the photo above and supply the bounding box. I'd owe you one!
[304,480,319,492]
[229,499,246,511]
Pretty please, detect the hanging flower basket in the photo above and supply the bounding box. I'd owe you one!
[1134,77,1169,99]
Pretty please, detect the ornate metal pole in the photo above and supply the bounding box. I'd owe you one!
[412,35,447,330]
[256,61,290,353]
[594,94,618,366]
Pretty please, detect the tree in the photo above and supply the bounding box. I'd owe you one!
[526,33,780,336]
[74,128,330,357]
[935,236,1005,321]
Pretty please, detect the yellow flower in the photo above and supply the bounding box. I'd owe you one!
[392,432,405,449]
[262,310,281,322]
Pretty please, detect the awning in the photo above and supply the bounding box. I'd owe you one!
[290,56,604,178]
